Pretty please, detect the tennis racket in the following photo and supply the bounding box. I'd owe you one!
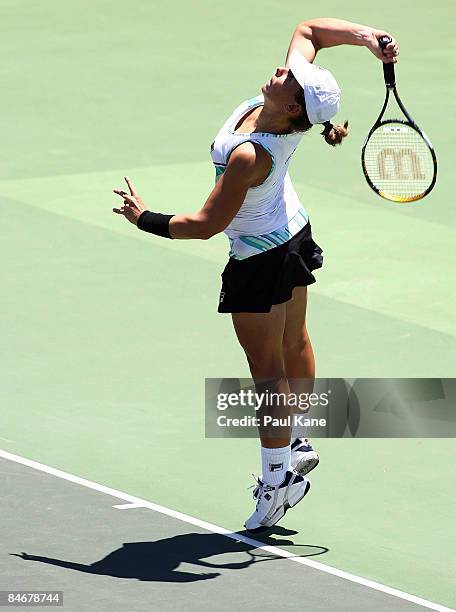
[361,36,437,203]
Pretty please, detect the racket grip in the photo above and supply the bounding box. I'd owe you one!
[378,35,396,87]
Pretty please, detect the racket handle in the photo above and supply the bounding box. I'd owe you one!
[378,35,396,88]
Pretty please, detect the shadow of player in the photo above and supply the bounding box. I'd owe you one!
[10,531,328,583]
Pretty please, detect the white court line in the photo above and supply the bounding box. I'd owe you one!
[1,449,453,612]
[112,502,145,509]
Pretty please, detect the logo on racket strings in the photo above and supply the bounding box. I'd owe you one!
[377,148,425,181]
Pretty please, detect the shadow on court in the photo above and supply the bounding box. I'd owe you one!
[3,458,432,609]
[10,530,329,583]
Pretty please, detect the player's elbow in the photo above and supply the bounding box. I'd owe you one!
[199,228,213,240]
[295,21,321,51]
[199,225,223,240]
[196,213,228,239]
[296,22,313,36]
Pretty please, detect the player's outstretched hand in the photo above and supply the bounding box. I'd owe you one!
[113,176,147,226]
[366,30,399,63]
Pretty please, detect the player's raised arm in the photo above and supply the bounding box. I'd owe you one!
[285,18,399,67]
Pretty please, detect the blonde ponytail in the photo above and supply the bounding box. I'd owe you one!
[321,120,349,147]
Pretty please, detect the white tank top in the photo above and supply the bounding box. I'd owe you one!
[210,93,310,260]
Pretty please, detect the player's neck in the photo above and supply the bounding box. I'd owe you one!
[254,106,294,135]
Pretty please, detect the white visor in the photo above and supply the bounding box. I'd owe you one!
[288,48,341,125]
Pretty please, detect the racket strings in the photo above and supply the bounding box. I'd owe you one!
[363,123,435,201]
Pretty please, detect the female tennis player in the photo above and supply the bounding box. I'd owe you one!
[113,18,399,533]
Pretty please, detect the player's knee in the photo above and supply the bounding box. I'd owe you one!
[246,350,285,379]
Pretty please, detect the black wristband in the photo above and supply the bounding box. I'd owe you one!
[137,211,174,239]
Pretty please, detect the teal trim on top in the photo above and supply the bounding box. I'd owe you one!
[246,95,263,106]
[237,236,270,251]
[214,164,225,182]
[227,206,310,260]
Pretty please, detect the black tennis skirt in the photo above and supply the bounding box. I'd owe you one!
[218,222,323,313]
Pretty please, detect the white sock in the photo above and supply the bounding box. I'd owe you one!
[291,414,307,445]
[261,444,291,486]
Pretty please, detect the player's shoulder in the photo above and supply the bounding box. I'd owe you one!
[229,140,269,165]
[227,141,272,185]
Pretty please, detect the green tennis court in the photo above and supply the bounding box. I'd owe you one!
[1,1,455,610]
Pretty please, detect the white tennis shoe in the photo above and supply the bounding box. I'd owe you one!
[291,438,320,476]
[244,469,311,533]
